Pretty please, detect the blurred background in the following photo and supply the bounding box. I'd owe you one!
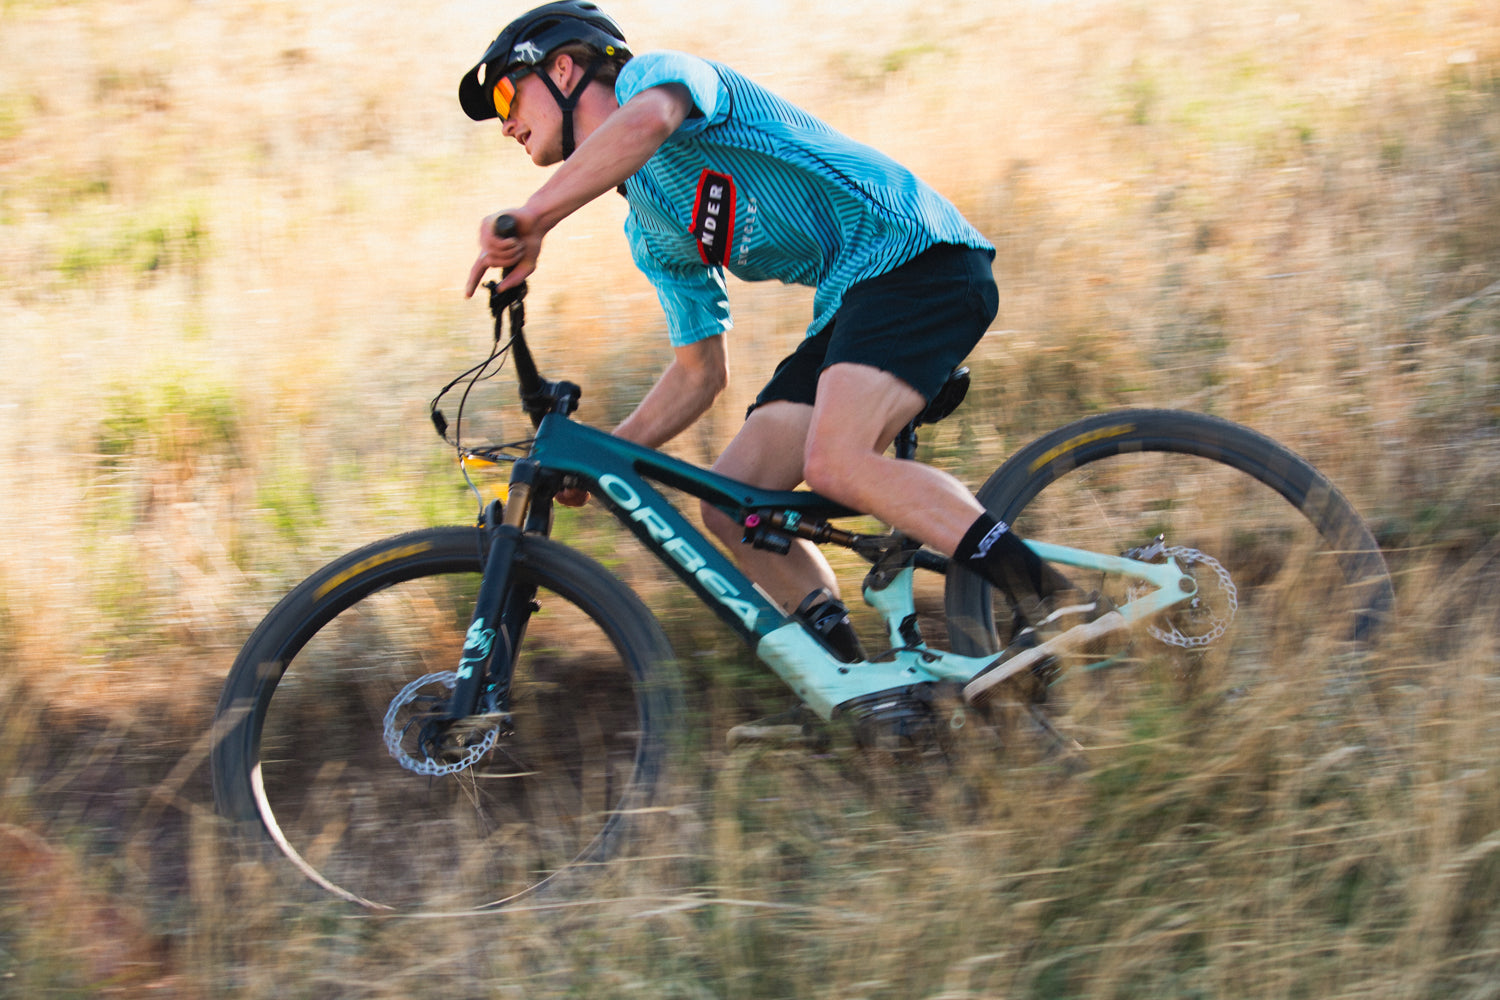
[1,0,1497,995]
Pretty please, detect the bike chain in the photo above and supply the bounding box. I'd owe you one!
[1130,547,1238,649]
[383,671,501,777]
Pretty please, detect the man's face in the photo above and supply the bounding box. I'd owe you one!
[501,69,566,166]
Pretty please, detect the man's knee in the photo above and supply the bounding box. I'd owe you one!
[801,439,858,501]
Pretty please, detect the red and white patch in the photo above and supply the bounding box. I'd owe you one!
[691,169,736,266]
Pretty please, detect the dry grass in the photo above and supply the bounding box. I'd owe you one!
[1,0,1498,995]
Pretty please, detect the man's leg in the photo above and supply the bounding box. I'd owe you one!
[805,362,1125,697]
[805,362,1076,608]
[801,362,986,556]
[711,398,871,748]
[698,399,841,612]
[704,362,1066,606]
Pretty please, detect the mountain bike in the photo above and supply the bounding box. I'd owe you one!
[211,223,1394,911]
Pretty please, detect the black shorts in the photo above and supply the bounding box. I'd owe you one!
[752,243,998,411]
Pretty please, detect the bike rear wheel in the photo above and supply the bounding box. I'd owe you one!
[212,526,680,911]
[944,409,1394,752]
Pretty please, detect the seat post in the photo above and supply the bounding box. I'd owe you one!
[892,366,968,461]
[893,423,919,461]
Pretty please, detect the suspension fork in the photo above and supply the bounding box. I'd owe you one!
[444,459,545,721]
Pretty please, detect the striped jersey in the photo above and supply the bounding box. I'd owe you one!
[614,51,994,347]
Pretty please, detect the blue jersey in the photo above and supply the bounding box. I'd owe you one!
[614,51,994,347]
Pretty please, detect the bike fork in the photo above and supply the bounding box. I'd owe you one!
[444,498,536,722]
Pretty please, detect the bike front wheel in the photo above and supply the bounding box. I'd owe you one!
[212,526,681,911]
[944,409,1394,750]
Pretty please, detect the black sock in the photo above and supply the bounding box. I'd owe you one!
[954,513,1073,615]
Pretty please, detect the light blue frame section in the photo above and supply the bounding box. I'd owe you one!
[757,543,1196,720]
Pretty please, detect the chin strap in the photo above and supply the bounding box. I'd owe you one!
[537,56,603,159]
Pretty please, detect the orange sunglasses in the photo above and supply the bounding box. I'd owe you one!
[491,68,533,122]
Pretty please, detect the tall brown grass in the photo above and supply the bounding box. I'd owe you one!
[1,0,1497,995]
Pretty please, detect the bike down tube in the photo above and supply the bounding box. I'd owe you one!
[527,415,789,644]
[524,416,955,717]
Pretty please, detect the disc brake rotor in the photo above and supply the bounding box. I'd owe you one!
[383,671,501,777]
[1129,546,1238,649]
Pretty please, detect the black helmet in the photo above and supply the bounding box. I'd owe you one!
[459,1,631,123]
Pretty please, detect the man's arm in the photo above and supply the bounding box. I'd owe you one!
[613,335,728,449]
[522,82,692,236]
[465,81,694,297]
[549,334,726,508]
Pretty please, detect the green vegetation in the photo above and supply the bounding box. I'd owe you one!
[56,204,209,284]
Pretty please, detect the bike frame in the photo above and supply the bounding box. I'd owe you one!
[479,412,1196,722]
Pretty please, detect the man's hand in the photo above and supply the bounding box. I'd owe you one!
[466,208,543,297]
[555,486,591,507]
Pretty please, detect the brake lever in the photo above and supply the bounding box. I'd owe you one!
[486,277,527,318]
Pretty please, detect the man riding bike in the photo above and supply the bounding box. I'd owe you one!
[458,1,1125,723]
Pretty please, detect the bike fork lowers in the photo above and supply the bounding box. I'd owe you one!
[446,461,543,723]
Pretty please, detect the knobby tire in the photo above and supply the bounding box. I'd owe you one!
[211,525,681,911]
[943,408,1394,751]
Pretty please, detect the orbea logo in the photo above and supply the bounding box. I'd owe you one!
[598,474,759,629]
[456,618,496,680]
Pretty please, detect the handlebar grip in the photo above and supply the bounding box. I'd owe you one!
[492,214,522,285]
[483,213,544,420]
